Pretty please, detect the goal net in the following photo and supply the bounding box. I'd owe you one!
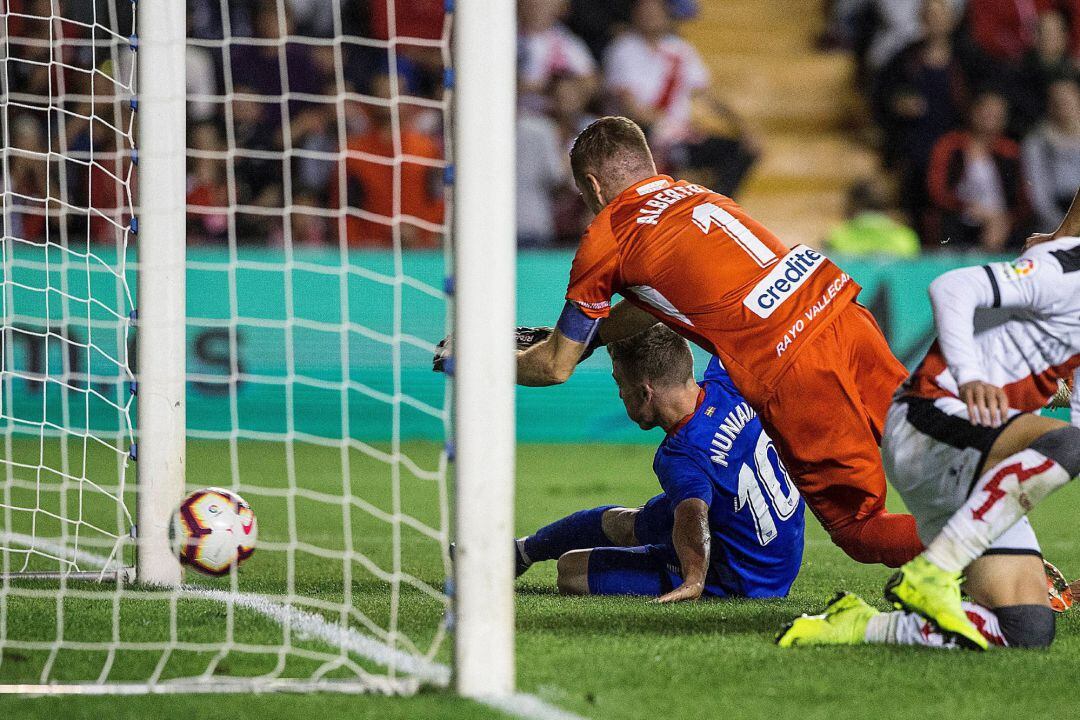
[0,0,515,696]
[1,1,137,586]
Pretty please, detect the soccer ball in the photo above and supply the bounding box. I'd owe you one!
[170,487,257,576]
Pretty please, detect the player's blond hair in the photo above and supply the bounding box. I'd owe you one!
[607,324,693,388]
[570,116,656,191]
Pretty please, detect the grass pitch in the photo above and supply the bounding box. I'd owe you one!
[1,440,1078,719]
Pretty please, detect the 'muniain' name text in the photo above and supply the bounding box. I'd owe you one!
[709,401,756,467]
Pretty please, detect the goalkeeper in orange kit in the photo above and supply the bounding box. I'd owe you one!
[480,116,923,567]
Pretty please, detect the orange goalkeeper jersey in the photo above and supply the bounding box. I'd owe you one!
[566,175,860,401]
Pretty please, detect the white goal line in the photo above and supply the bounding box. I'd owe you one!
[180,587,449,687]
[177,591,587,720]
[0,532,125,575]
[0,533,587,720]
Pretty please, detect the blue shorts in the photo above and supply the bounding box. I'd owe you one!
[587,494,743,598]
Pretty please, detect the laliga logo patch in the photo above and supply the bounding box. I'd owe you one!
[1006,258,1037,280]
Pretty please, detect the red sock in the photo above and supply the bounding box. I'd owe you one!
[829,512,923,567]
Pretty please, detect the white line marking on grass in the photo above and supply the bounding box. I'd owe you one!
[180,587,450,686]
[0,532,121,571]
[183,588,588,720]
[479,692,590,720]
[0,538,587,719]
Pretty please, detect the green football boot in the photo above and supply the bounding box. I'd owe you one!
[884,555,987,651]
[776,592,878,648]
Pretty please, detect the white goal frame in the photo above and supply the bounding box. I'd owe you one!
[0,0,185,589]
[450,0,517,700]
[1,0,514,699]
[0,0,518,700]
[134,0,186,589]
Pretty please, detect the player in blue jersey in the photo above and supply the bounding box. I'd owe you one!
[515,325,805,602]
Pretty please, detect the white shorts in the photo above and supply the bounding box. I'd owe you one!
[881,395,1041,556]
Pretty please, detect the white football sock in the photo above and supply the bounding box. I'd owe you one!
[864,602,1003,647]
[922,449,1070,573]
[515,537,532,566]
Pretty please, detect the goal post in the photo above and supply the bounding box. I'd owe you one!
[0,0,519,699]
[134,0,186,588]
[451,0,518,699]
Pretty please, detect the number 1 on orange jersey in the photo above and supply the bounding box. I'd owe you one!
[691,202,777,267]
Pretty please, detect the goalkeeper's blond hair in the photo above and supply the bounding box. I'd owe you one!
[570,116,656,200]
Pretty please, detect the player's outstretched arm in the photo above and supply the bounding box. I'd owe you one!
[517,300,612,386]
[517,328,588,386]
[1026,185,1080,250]
[655,498,710,604]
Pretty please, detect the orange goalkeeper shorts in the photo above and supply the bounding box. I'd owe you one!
[757,303,908,532]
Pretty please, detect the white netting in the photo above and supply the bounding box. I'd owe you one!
[0,0,453,694]
[0,2,137,577]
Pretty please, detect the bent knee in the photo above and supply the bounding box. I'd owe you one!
[964,554,1047,608]
[986,415,1078,472]
[556,550,591,595]
[828,513,922,567]
[829,531,882,564]
[995,604,1056,648]
[1030,425,1080,478]
[601,507,638,547]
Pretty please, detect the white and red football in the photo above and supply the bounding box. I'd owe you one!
[170,487,257,576]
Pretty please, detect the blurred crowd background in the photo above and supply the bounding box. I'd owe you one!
[824,0,1080,253]
[2,0,1078,254]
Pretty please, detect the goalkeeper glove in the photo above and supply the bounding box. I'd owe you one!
[432,335,453,374]
[432,326,556,373]
[516,324,605,363]
[514,325,553,350]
